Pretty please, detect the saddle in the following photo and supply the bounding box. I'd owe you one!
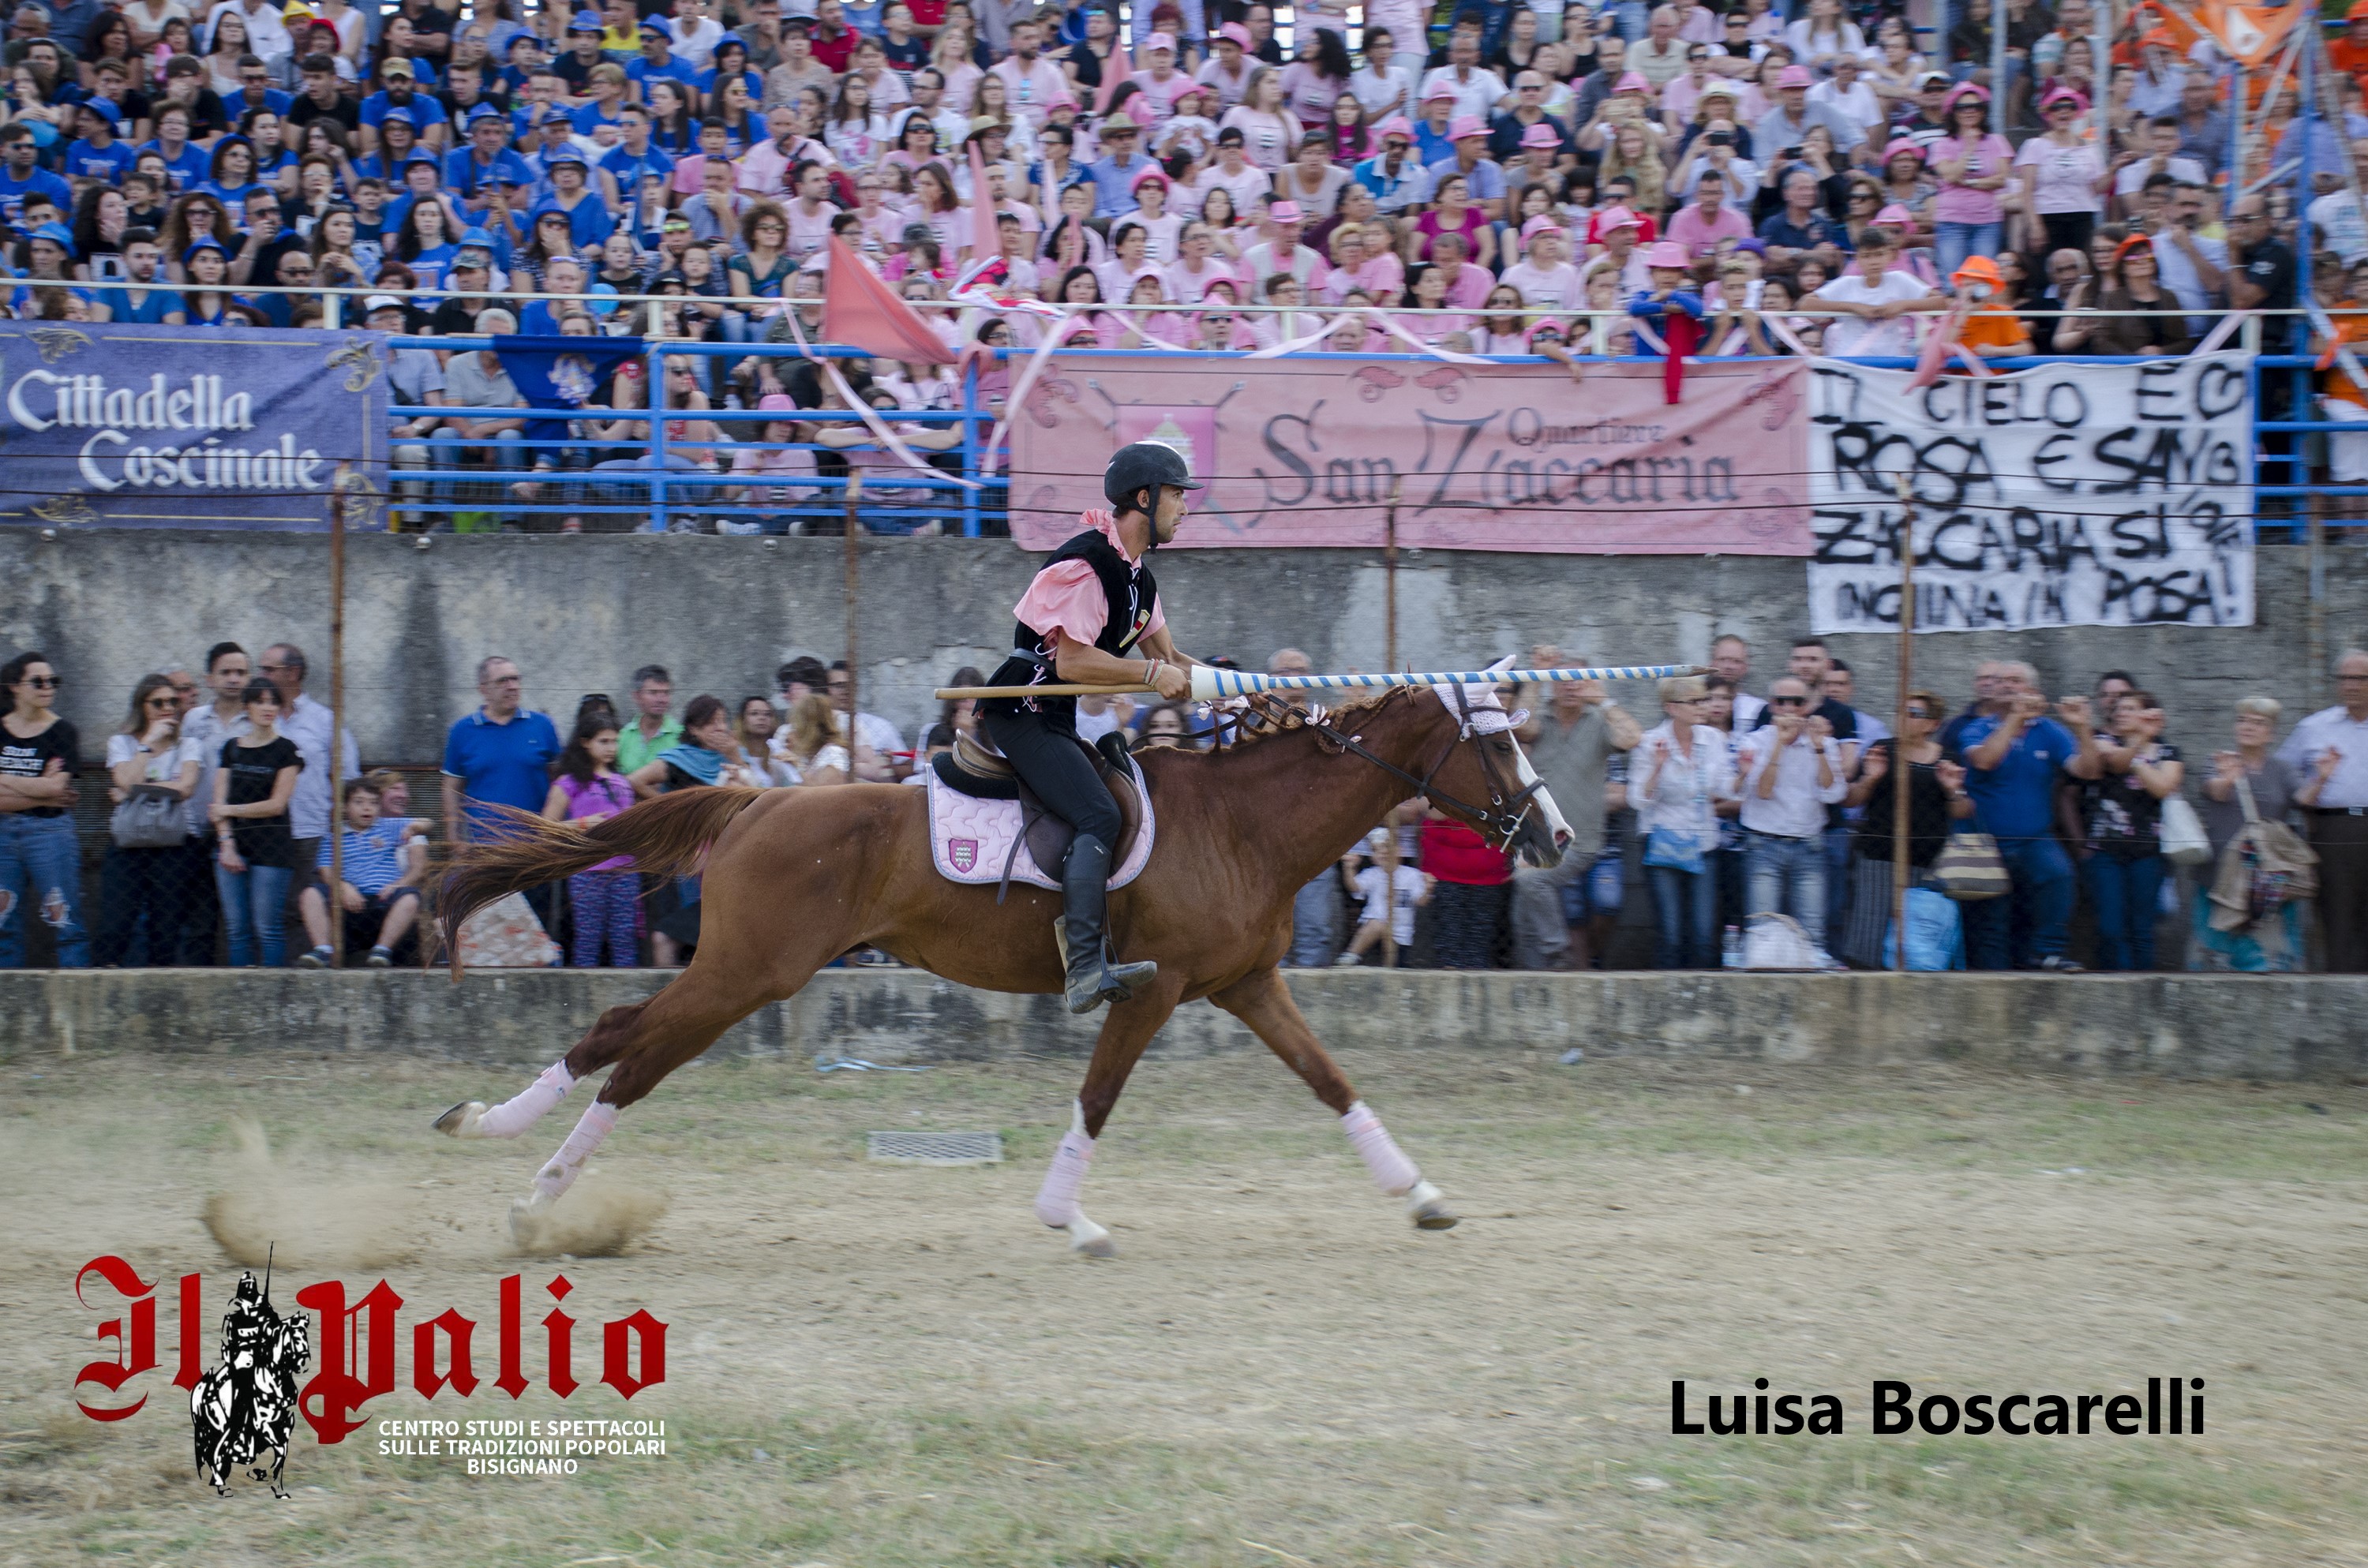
[927,729,1154,896]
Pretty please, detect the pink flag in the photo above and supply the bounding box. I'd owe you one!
[1907,302,1969,390]
[967,139,998,264]
[1097,44,1136,113]
[821,234,955,364]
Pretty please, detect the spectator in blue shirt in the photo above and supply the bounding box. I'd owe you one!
[0,125,73,227]
[60,100,137,185]
[1083,112,1156,218]
[360,58,436,156]
[598,106,675,200]
[1954,662,2085,971]
[296,777,425,967]
[625,17,702,96]
[443,104,536,199]
[222,59,295,121]
[442,655,565,933]
[530,148,613,249]
[136,107,215,196]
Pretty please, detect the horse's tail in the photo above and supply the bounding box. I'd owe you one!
[437,789,767,976]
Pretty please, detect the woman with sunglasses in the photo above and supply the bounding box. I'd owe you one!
[0,652,85,967]
[96,674,205,967]
[1835,690,1972,969]
[2014,86,2108,257]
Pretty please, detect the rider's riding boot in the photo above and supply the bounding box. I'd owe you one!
[1055,832,1157,1014]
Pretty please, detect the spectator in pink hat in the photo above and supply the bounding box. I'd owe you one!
[1628,238,1708,399]
[1317,215,1406,304]
[1352,114,1430,215]
[1129,32,1193,122]
[1126,166,1184,260]
[1503,119,1572,199]
[1242,195,1328,288]
[1193,21,1257,110]
[1501,218,1583,305]
[1411,82,1459,165]
[2015,84,2109,256]
[1667,171,1752,256]
[1490,69,1572,162]
[1756,61,1870,163]
[1577,69,1668,160]
[1425,112,1509,220]
[1876,137,1938,230]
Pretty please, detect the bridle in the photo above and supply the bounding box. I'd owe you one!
[1257,685,1548,855]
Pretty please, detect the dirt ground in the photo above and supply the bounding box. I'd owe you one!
[2,1042,2366,1567]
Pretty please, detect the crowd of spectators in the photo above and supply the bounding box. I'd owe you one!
[0,0,2358,529]
[9,633,2367,975]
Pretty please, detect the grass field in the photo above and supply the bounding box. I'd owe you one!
[3,1043,2365,1566]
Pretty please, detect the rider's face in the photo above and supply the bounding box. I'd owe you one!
[1152,484,1190,543]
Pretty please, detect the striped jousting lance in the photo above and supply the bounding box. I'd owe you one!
[935,663,1712,702]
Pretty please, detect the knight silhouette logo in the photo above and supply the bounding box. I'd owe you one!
[74,1254,670,1493]
[193,1263,310,1497]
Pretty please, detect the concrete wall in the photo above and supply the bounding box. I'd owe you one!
[4,531,2362,764]
[7,970,2365,1081]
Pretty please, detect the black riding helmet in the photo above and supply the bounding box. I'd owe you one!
[1102,440,1205,527]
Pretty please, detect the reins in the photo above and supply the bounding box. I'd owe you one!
[1252,687,1546,855]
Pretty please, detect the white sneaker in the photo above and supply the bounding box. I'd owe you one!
[1332,952,1362,967]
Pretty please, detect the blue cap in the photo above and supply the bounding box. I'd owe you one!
[465,102,505,124]
[79,97,122,125]
[458,225,496,249]
[639,14,672,37]
[544,146,588,166]
[183,238,231,261]
[30,221,75,257]
[403,147,440,167]
[377,103,418,127]
[569,7,601,28]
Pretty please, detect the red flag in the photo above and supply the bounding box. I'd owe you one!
[967,139,998,264]
[821,234,955,363]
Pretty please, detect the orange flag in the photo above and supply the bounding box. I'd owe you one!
[821,234,954,364]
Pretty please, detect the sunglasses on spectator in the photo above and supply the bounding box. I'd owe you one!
[23,675,61,689]
[1771,694,1809,705]
[1906,706,1934,719]
[146,694,178,709]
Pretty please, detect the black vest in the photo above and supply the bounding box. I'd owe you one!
[984,526,1158,729]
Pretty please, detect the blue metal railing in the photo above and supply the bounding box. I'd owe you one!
[382,339,2350,541]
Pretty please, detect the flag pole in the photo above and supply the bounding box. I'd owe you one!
[1891,472,1915,973]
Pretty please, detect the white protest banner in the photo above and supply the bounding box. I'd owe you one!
[1807,353,2254,633]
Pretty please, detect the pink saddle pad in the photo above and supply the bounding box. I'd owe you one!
[925,754,1155,891]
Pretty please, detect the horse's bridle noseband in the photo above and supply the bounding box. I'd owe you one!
[1259,685,1548,855]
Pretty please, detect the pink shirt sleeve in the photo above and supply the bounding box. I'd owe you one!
[1013,560,1166,650]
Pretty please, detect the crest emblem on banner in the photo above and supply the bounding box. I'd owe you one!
[950,838,978,874]
[1114,407,1216,479]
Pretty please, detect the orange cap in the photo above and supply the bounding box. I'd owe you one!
[2351,0,2368,22]
[1951,255,2004,287]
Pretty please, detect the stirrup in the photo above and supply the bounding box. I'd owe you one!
[1055,919,1156,1012]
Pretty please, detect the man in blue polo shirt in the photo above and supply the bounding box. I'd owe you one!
[443,103,535,200]
[625,16,701,96]
[443,654,565,930]
[0,125,72,226]
[1954,661,2085,972]
[60,99,137,185]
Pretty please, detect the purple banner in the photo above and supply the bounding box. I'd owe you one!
[0,322,387,530]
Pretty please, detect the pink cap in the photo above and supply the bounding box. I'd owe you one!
[1645,240,1689,269]
[1046,89,1079,110]
[1882,137,1925,163]
[1596,204,1641,232]
[1520,215,1566,238]
[1422,83,1458,103]
[1145,31,1178,52]
[1525,316,1568,342]
[1520,122,1562,149]
[2040,84,2088,110]
[1219,21,1251,46]
[757,392,796,412]
[1448,114,1487,140]
[1774,64,1814,88]
[1376,114,1414,140]
[1130,165,1170,190]
[1614,70,1650,92]
[1268,199,1304,223]
[1873,202,1915,227]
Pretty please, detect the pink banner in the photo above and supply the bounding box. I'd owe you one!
[1007,355,1812,554]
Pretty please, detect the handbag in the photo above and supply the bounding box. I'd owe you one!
[1643,825,1710,874]
[2209,772,2319,934]
[1883,885,1967,971]
[2157,794,2213,867]
[1928,829,2010,901]
[109,784,189,849]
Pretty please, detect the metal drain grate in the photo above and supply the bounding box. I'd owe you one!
[867,1131,1004,1166]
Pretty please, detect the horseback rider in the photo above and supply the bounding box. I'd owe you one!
[982,441,1200,1014]
[213,1271,279,1476]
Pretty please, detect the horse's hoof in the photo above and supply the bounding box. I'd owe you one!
[1405,1180,1459,1230]
[508,1193,555,1248]
[433,1101,487,1138]
[1067,1214,1117,1259]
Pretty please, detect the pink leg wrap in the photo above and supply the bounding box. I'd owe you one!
[1033,1103,1096,1227]
[533,1100,617,1203]
[479,1060,577,1139]
[1341,1101,1420,1196]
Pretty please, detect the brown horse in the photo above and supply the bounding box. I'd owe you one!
[433,674,1573,1256]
